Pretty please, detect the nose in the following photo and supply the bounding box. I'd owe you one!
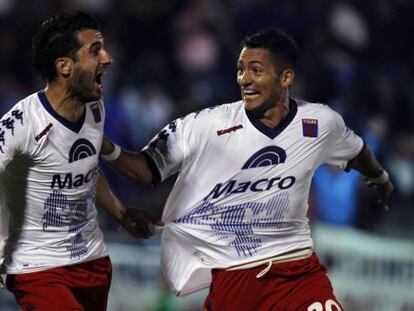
[101,48,113,66]
[238,71,252,87]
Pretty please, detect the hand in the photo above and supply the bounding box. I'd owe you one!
[121,207,164,239]
[365,179,394,211]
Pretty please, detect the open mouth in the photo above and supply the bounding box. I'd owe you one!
[243,90,260,99]
[95,73,103,88]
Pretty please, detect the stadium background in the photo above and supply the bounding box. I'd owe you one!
[0,0,413,310]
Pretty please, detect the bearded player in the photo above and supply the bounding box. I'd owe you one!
[0,11,159,310]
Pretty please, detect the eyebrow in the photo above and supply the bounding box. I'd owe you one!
[238,60,264,66]
[89,41,102,51]
[248,61,264,66]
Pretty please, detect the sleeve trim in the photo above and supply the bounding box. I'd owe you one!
[344,140,366,172]
[141,151,161,185]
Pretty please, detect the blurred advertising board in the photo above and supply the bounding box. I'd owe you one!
[313,223,414,311]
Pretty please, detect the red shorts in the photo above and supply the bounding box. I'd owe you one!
[6,256,112,311]
[203,253,343,311]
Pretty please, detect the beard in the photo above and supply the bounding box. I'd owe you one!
[67,66,100,103]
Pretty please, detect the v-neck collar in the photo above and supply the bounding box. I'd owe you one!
[38,91,86,133]
[245,98,298,139]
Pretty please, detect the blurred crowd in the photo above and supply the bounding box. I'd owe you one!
[1,0,413,238]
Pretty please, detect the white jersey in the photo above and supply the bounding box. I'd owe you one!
[0,91,108,274]
[143,98,364,296]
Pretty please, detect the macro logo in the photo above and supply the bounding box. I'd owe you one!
[204,146,295,201]
[69,139,96,163]
[181,145,295,258]
[242,146,286,169]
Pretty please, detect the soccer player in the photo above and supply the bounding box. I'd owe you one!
[101,29,393,310]
[0,11,159,310]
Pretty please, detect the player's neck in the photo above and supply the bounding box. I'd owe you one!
[260,92,290,128]
[44,84,85,123]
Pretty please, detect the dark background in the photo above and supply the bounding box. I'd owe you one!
[0,0,413,266]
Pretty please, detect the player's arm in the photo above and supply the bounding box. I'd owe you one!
[100,135,153,185]
[0,105,28,287]
[95,173,162,238]
[347,144,394,209]
[325,108,393,210]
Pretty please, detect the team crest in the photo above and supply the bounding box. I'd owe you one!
[302,119,318,137]
[89,102,101,123]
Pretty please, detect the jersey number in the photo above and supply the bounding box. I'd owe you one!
[307,299,342,311]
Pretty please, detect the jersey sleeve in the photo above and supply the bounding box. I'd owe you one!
[142,113,201,183]
[0,104,29,265]
[0,105,29,173]
[323,109,364,169]
[141,117,189,182]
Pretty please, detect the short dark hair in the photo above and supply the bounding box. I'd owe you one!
[32,11,99,82]
[242,28,298,71]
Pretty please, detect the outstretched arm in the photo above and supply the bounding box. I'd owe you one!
[348,144,394,209]
[95,173,162,238]
[100,135,153,185]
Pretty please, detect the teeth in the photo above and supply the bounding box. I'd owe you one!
[243,90,258,95]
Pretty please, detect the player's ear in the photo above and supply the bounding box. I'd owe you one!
[55,57,73,78]
[281,69,294,87]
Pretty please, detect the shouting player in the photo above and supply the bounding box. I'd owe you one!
[0,11,159,310]
[101,29,393,310]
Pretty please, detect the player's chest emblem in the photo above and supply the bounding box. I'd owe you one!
[242,146,286,169]
[35,123,53,142]
[302,118,318,137]
[69,138,96,163]
[89,102,101,123]
[216,124,243,136]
